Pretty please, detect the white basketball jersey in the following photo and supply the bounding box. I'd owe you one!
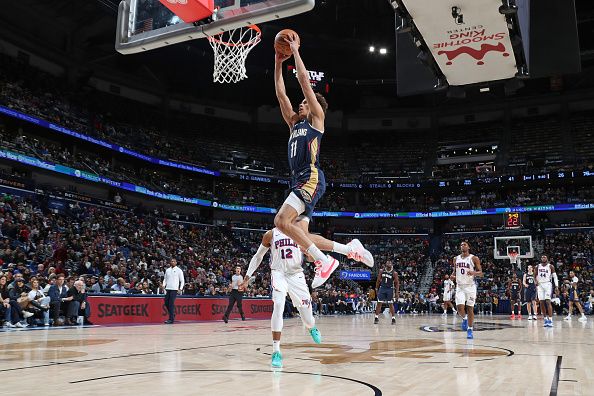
[455,254,475,285]
[537,263,552,283]
[444,279,454,294]
[270,228,303,274]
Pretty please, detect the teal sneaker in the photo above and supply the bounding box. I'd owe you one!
[309,327,322,344]
[271,351,283,368]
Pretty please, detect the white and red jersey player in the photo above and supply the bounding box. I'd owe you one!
[451,241,483,338]
[243,228,320,367]
[535,254,559,327]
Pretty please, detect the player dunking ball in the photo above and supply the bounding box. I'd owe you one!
[242,228,321,368]
[508,273,523,319]
[564,271,587,322]
[536,255,559,328]
[373,260,399,325]
[452,241,483,339]
[523,265,538,320]
[441,274,456,316]
[273,32,373,288]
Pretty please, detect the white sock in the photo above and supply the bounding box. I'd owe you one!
[392,316,395,320]
[307,244,329,264]
[332,242,351,256]
[374,315,378,318]
[464,315,468,320]
[468,326,473,330]
[273,340,280,353]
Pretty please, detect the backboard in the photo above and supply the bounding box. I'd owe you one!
[116,0,315,54]
[493,236,534,260]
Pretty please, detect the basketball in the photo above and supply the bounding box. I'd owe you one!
[274,29,300,56]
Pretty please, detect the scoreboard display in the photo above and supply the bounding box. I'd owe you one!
[505,212,521,229]
[286,65,330,93]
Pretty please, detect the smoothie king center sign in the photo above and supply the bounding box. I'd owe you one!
[402,0,517,85]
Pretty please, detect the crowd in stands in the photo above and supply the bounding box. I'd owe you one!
[2,52,594,188]
[0,191,424,327]
[1,120,592,215]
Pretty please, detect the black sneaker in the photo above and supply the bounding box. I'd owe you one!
[391,318,396,325]
[374,317,379,324]
[223,316,228,323]
[241,316,246,321]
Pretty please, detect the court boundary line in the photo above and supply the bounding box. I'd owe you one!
[69,369,383,395]
[550,355,562,396]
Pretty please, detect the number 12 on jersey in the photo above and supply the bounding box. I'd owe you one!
[280,248,293,260]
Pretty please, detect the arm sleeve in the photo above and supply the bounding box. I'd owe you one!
[246,244,270,278]
[552,272,559,288]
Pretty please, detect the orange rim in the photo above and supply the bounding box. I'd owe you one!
[208,25,261,48]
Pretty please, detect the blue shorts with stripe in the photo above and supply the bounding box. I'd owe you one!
[377,287,394,303]
[525,287,536,302]
[291,167,326,219]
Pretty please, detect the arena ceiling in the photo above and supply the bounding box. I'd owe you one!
[2,0,594,110]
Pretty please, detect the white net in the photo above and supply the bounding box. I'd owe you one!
[207,25,261,83]
[508,252,518,264]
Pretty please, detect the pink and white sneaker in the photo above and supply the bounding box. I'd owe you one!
[312,255,340,288]
[346,239,374,268]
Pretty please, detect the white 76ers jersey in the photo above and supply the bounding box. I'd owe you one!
[455,254,475,286]
[537,264,552,283]
[270,228,304,274]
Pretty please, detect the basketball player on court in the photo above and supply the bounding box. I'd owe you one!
[273,34,373,288]
[452,241,483,339]
[523,265,538,320]
[242,228,321,368]
[441,274,456,316]
[374,260,399,325]
[564,271,587,322]
[535,255,559,327]
[508,273,523,319]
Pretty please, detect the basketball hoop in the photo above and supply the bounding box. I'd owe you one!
[207,25,261,83]
[508,251,519,264]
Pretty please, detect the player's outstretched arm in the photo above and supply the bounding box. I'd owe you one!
[469,256,483,277]
[274,53,298,128]
[243,230,273,288]
[286,36,325,130]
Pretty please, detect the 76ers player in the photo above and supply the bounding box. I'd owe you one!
[242,228,321,368]
[452,241,483,339]
[273,34,373,288]
[536,255,559,328]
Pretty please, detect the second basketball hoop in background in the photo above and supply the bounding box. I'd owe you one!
[274,29,300,56]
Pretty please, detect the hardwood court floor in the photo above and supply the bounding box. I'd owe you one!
[0,313,591,395]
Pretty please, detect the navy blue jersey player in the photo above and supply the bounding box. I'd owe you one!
[273,33,373,288]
